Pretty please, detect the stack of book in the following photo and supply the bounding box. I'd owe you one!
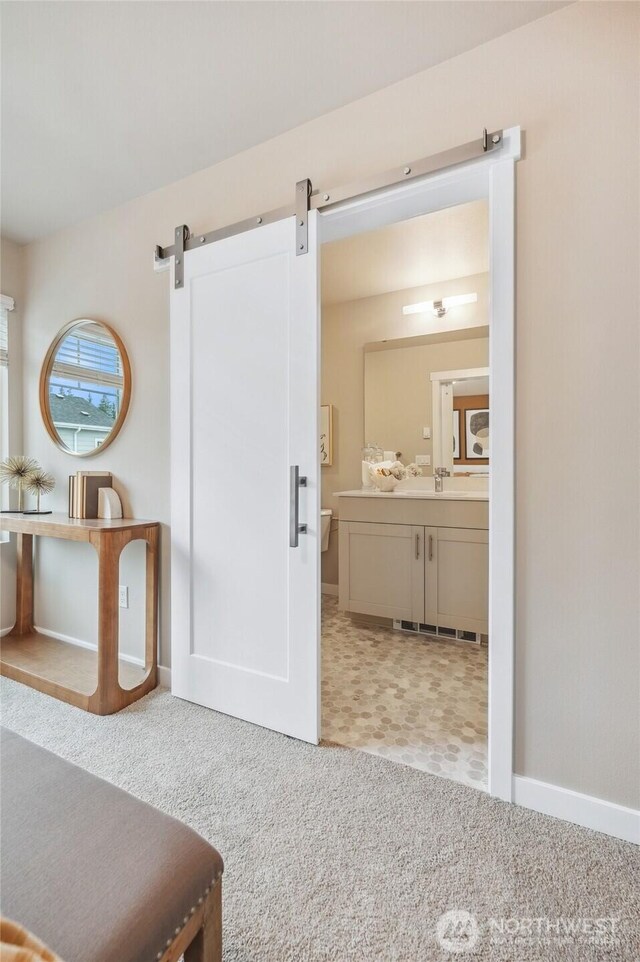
[68,471,112,519]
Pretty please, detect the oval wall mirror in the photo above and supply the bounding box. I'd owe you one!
[40,319,131,457]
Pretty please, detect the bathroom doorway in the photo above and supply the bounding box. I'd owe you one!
[319,200,492,790]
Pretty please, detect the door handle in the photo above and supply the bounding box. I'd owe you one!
[428,534,434,561]
[415,532,420,559]
[289,465,307,547]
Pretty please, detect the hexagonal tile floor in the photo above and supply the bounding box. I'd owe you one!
[321,595,487,790]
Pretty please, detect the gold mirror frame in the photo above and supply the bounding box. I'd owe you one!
[39,318,132,458]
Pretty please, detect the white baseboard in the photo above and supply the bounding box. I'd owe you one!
[513,775,640,845]
[0,626,13,637]
[33,625,145,668]
[158,665,171,688]
[321,583,338,596]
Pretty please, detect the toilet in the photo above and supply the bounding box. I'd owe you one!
[321,509,332,552]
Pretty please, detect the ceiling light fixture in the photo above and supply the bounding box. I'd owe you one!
[402,292,478,318]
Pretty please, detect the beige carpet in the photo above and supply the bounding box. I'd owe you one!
[1,677,638,961]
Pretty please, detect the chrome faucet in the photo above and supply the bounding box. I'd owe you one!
[434,467,450,493]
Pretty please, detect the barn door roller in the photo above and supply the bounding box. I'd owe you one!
[158,128,503,286]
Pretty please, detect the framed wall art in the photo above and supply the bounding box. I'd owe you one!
[465,408,489,459]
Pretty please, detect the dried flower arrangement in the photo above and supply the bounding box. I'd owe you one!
[0,456,41,512]
[23,469,56,515]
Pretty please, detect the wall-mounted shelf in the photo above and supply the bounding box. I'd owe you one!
[0,513,159,715]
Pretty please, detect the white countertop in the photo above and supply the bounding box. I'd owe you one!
[335,489,489,501]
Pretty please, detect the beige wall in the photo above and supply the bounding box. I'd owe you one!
[13,230,166,663]
[8,3,639,807]
[1,238,24,631]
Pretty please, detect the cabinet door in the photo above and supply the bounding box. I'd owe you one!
[426,527,489,634]
[339,521,424,622]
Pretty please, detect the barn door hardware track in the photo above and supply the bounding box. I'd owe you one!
[156,128,503,287]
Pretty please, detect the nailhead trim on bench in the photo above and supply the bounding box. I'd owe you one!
[155,875,220,960]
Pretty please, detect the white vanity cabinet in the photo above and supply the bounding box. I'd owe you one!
[339,522,424,621]
[424,526,488,634]
[337,493,489,635]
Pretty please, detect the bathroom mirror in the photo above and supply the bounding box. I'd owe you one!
[364,328,489,474]
[40,319,131,457]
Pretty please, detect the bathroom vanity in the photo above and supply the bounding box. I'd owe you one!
[337,489,488,637]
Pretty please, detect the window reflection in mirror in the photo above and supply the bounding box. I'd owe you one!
[40,319,131,457]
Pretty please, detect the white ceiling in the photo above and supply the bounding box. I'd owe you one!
[1,1,569,245]
[322,200,488,304]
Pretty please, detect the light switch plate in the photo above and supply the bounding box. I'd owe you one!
[422,427,431,439]
[119,585,129,609]
[416,454,431,466]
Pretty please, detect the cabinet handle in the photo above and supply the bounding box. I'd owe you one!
[428,534,434,561]
[415,532,420,559]
[289,465,307,547]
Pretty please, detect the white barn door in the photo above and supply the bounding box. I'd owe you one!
[170,213,320,743]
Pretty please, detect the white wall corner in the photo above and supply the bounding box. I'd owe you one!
[513,775,640,845]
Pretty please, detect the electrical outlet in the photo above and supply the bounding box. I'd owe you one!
[422,426,431,439]
[416,454,431,466]
[119,585,129,609]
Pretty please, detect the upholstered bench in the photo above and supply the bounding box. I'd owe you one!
[0,728,223,962]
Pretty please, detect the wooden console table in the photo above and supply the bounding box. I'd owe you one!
[0,514,159,715]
